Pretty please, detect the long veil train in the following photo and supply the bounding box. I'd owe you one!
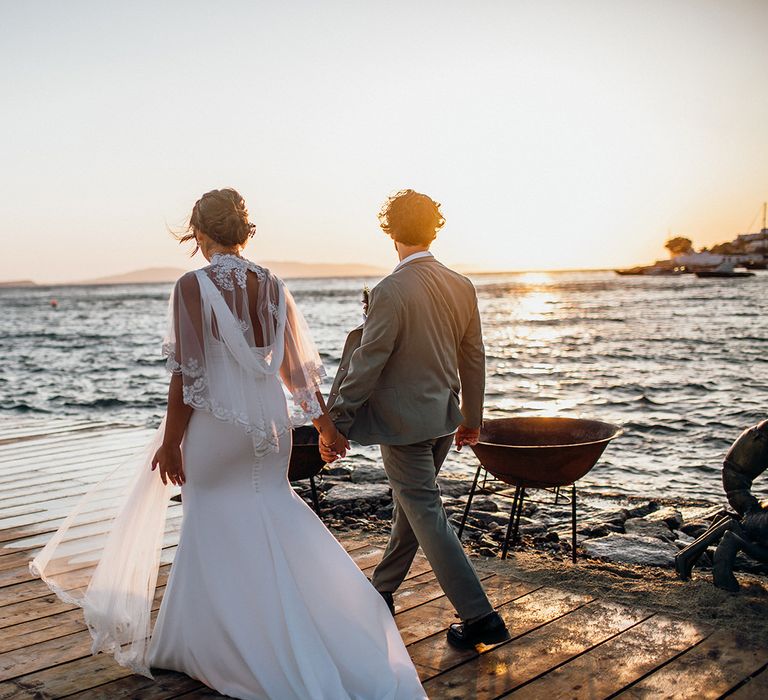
[30,420,172,677]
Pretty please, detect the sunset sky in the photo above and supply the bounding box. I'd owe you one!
[1,1,767,283]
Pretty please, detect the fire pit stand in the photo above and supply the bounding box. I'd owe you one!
[458,473,578,562]
[456,417,622,564]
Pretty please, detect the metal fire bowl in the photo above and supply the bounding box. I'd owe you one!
[288,425,325,481]
[470,417,622,489]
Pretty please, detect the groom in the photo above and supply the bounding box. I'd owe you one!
[321,189,509,649]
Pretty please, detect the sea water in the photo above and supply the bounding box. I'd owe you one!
[1,270,766,502]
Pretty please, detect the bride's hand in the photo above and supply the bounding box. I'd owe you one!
[319,428,350,462]
[152,442,186,486]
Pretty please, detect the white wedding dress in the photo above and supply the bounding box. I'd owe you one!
[31,254,426,700]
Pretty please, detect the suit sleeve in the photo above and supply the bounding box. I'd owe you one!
[457,290,485,429]
[329,283,400,436]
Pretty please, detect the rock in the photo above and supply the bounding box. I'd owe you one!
[518,521,547,536]
[437,478,475,498]
[596,508,631,526]
[579,524,610,539]
[470,511,509,527]
[473,497,499,512]
[645,506,683,530]
[625,501,659,519]
[350,464,385,484]
[679,520,711,539]
[734,554,768,575]
[673,530,695,546]
[582,533,679,568]
[681,504,728,523]
[517,501,537,517]
[324,483,391,504]
[624,518,676,542]
[323,465,353,478]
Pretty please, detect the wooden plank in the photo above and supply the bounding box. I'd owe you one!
[0,431,149,470]
[0,540,427,698]
[9,570,450,700]
[0,493,170,549]
[0,452,135,485]
[0,510,183,557]
[3,654,202,699]
[0,464,134,498]
[615,629,768,700]
[0,517,181,575]
[0,544,177,610]
[0,586,170,681]
[0,593,78,630]
[0,607,88,654]
[396,575,544,647]
[1,538,370,640]
[0,432,150,481]
[362,556,434,582]
[0,680,36,699]
[0,482,142,516]
[0,428,147,461]
[507,615,711,699]
[423,600,649,699]
[409,583,589,676]
[728,665,768,699]
[0,420,118,446]
[394,572,490,615]
[0,421,141,444]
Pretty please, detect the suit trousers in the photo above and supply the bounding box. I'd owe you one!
[370,435,493,621]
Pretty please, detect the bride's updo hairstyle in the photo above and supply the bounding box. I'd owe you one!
[178,188,256,255]
[378,189,445,246]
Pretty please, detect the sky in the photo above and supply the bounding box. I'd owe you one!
[1,0,767,283]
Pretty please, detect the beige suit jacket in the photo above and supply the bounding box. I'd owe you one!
[328,256,485,445]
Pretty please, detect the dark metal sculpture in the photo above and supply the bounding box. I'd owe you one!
[675,419,768,592]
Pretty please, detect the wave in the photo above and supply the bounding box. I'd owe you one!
[0,403,52,414]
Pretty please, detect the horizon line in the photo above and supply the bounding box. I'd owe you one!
[0,265,620,288]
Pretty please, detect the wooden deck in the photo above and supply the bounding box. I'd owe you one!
[0,417,766,699]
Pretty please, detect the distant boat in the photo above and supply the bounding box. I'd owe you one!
[695,261,755,279]
[615,264,685,276]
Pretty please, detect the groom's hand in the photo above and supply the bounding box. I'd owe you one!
[455,425,480,451]
[319,430,350,463]
[319,439,338,463]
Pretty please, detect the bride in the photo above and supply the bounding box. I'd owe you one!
[30,188,427,700]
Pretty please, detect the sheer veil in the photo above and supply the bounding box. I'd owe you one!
[30,254,326,676]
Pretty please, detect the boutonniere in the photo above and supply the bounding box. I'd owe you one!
[361,285,370,321]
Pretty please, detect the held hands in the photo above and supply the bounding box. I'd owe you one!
[455,425,480,451]
[151,442,186,486]
[319,427,350,464]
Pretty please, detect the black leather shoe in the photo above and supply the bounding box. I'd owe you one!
[446,611,510,649]
[379,590,395,616]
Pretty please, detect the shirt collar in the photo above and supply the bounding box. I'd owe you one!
[394,250,434,272]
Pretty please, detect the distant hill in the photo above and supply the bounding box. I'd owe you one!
[0,280,37,288]
[72,261,388,286]
[263,261,387,279]
[76,267,188,285]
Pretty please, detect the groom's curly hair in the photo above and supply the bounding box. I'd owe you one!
[378,190,445,246]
